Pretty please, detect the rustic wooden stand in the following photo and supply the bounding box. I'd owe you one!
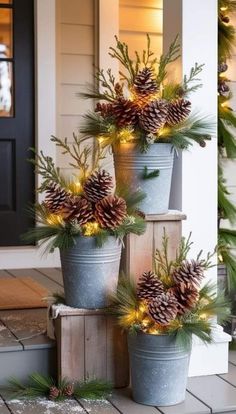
[54,210,186,386]
[121,210,186,282]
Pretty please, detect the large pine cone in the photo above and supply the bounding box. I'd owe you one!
[63,383,74,397]
[62,196,93,225]
[169,282,199,315]
[83,170,114,203]
[137,271,164,300]
[44,182,68,213]
[95,195,127,229]
[95,102,114,118]
[49,386,60,400]
[112,98,139,127]
[218,80,230,96]
[139,99,168,133]
[134,68,159,96]
[166,99,191,126]
[148,292,178,325]
[172,260,205,287]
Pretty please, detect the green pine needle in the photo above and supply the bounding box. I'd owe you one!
[142,166,160,180]
[74,379,112,400]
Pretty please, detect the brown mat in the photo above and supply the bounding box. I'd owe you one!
[0,277,48,309]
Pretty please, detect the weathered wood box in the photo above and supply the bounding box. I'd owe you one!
[53,211,186,387]
[54,307,129,388]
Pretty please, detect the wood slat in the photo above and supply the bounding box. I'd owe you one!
[0,270,13,278]
[85,315,107,379]
[120,6,162,33]
[36,268,64,286]
[60,0,94,25]
[0,321,22,352]
[79,398,120,414]
[109,388,161,413]
[61,25,94,55]
[157,391,211,414]
[219,363,236,387]
[229,351,236,365]
[1,395,86,414]
[187,375,236,413]
[7,268,62,293]
[0,396,11,414]
[61,54,93,85]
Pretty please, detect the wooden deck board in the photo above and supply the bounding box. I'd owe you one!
[229,351,236,365]
[36,268,64,287]
[156,391,211,414]
[7,268,62,293]
[0,396,11,413]
[0,270,13,278]
[109,388,161,413]
[0,320,22,352]
[187,375,236,413]
[79,398,121,413]
[219,363,236,387]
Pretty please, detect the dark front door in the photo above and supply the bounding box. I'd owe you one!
[0,0,34,246]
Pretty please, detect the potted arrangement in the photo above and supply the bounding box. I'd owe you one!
[24,135,146,309]
[110,233,230,406]
[80,35,214,214]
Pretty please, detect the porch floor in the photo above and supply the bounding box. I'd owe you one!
[0,268,236,414]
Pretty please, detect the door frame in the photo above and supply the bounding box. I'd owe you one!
[0,0,60,268]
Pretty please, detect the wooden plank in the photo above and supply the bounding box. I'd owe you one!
[120,0,163,7]
[0,396,11,414]
[61,54,93,85]
[187,375,236,413]
[37,268,64,286]
[106,316,129,387]
[145,211,186,222]
[7,268,62,293]
[219,362,236,386]
[157,391,211,414]
[109,388,161,413]
[0,270,13,278]
[120,6,162,33]
[229,350,236,365]
[0,321,22,352]
[60,0,94,25]
[85,315,107,379]
[1,394,86,414]
[0,309,54,350]
[57,315,85,381]
[79,398,120,414]
[61,25,94,55]
[60,85,93,116]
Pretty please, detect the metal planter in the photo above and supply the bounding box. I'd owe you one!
[113,143,174,215]
[60,236,122,309]
[128,332,191,406]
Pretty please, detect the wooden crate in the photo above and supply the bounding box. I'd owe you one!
[54,307,129,388]
[121,210,186,282]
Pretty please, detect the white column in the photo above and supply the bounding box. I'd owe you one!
[163,0,231,376]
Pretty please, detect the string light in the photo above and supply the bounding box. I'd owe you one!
[46,214,64,226]
[220,6,228,11]
[83,221,100,236]
[117,128,135,143]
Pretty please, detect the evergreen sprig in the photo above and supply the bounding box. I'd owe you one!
[6,374,112,401]
[157,35,181,84]
[141,166,160,180]
[182,63,204,96]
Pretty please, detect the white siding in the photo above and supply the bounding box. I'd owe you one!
[56,0,95,173]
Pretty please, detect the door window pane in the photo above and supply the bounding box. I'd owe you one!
[0,60,13,116]
[0,8,13,57]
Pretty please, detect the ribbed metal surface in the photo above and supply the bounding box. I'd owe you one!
[128,333,190,406]
[113,143,174,214]
[60,236,122,309]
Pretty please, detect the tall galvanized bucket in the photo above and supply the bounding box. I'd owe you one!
[128,332,191,406]
[60,236,122,309]
[113,143,174,215]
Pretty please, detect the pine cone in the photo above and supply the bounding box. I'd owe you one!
[62,196,93,224]
[63,383,74,397]
[44,182,68,213]
[114,82,124,98]
[113,98,139,127]
[134,68,159,96]
[169,282,199,315]
[218,80,230,96]
[218,62,228,73]
[95,195,127,229]
[172,260,205,287]
[139,99,168,133]
[137,271,164,300]
[148,292,178,325]
[83,170,114,203]
[95,102,114,118]
[166,99,191,126]
[49,386,60,400]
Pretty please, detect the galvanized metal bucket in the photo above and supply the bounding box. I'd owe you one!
[128,332,191,406]
[113,143,174,215]
[60,236,122,309]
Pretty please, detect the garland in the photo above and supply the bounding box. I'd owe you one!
[218,0,236,293]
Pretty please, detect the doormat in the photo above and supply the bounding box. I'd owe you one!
[0,277,48,309]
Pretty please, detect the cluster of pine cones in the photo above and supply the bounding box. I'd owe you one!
[137,259,205,326]
[49,383,74,400]
[44,170,127,230]
[95,67,191,134]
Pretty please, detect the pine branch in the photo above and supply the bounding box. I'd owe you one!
[182,63,204,97]
[80,112,115,140]
[74,379,112,400]
[218,18,236,61]
[141,166,160,180]
[109,36,136,84]
[156,35,181,84]
[112,216,146,239]
[218,118,236,158]
[218,173,236,223]
[115,186,146,215]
